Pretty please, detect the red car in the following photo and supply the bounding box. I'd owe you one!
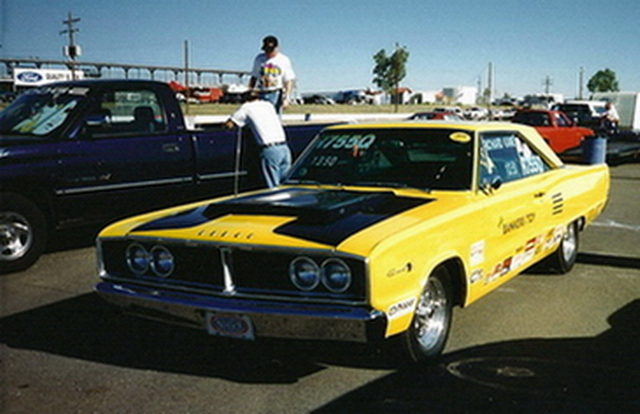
[512,109,594,153]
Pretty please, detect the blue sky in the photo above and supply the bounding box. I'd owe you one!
[1,0,639,98]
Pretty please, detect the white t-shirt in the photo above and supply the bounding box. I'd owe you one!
[229,100,286,146]
[251,52,296,92]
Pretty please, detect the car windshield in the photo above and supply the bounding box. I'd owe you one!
[285,128,474,191]
[0,85,88,136]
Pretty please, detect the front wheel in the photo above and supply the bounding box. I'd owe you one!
[0,194,47,274]
[401,266,453,362]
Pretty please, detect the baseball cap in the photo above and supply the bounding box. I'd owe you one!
[262,35,279,51]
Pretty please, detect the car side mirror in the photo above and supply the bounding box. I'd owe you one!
[481,175,502,194]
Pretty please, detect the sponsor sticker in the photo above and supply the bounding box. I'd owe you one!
[470,241,485,266]
[388,298,416,319]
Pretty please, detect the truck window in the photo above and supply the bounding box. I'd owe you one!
[0,86,88,136]
[84,89,167,137]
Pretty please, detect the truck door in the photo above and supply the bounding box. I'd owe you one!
[55,86,195,226]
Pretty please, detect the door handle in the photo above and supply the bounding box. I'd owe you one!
[162,143,180,153]
[534,191,546,198]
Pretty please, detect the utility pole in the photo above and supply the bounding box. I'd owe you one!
[543,75,553,94]
[487,62,493,117]
[60,12,81,79]
[578,67,584,99]
[184,40,190,114]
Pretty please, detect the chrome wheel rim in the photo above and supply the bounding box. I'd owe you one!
[0,211,33,261]
[562,224,577,263]
[414,277,448,350]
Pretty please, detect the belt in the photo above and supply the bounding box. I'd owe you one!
[263,141,286,148]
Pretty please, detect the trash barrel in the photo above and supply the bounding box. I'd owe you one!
[582,135,607,164]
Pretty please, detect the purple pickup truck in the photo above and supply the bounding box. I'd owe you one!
[0,79,325,273]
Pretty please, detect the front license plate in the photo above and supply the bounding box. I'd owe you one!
[205,312,255,340]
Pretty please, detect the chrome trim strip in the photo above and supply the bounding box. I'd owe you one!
[197,171,248,181]
[56,176,193,196]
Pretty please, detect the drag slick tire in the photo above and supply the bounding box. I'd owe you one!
[0,193,47,274]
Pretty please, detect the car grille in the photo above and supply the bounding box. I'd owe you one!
[99,239,367,303]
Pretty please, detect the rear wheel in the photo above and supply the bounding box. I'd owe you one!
[402,266,453,362]
[545,221,579,274]
[0,194,47,274]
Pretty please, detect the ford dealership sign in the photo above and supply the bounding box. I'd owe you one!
[14,68,83,86]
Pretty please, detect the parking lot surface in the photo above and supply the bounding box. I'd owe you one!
[1,163,639,413]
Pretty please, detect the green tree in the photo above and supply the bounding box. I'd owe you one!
[372,44,409,110]
[587,68,620,93]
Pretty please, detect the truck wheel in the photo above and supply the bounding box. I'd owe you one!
[0,194,47,274]
[545,221,579,274]
[402,266,453,362]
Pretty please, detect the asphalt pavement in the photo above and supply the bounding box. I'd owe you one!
[1,163,638,414]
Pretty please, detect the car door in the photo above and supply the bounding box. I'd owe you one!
[54,86,195,226]
[474,131,556,293]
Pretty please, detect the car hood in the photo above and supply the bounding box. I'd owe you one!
[126,187,433,248]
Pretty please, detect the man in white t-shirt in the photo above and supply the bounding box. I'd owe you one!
[225,91,291,188]
[249,35,296,113]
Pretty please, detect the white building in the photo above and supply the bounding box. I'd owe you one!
[442,86,478,105]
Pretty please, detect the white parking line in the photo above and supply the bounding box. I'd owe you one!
[592,219,640,232]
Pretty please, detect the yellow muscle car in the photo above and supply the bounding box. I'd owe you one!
[95,121,609,362]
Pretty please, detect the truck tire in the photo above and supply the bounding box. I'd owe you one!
[0,193,47,274]
[401,266,453,362]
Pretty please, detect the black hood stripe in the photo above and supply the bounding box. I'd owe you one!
[133,188,431,246]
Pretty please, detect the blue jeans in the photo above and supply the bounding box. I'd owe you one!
[259,90,283,114]
[261,144,291,188]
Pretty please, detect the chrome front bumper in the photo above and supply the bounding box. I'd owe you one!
[95,282,387,343]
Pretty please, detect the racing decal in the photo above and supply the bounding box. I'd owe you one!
[470,269,484,284]
[388,297,416,319]
[511,237,538,269]
[470,240,485,266]
[500,213,536,235]
[449,132,471,143]
[545,225,564,249]
[486,257,513,284]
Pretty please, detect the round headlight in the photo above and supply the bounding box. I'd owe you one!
[126,243,150,275]
[322,258,351,293]
[151,245,174,277]
[290,257,320,291]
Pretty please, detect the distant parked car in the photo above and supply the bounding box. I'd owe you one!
[302,95,335,105]
[553,101,607,129]
[408,111,463,121]
[463,106,489,120]
[512,109,594,154]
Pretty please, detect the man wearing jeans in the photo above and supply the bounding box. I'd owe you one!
[248,35,296,114]
[225,91,291,188]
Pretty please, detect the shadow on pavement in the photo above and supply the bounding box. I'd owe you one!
[0,293,325,384]
[314,300,640,413]
[2,294,638,412]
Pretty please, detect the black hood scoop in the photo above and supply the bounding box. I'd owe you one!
[134,188,431,246]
